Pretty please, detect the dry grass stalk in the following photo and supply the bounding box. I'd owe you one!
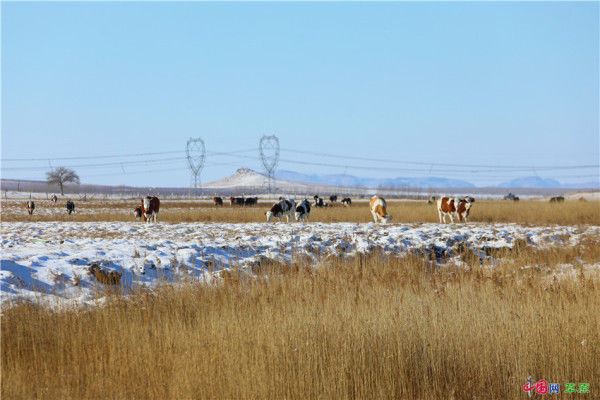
[2,240,599,399]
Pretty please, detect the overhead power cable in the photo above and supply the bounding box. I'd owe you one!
[280,148,599,170]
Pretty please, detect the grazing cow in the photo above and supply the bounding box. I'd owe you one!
[26,200,35,216]
[66,201,75,215]
[370,196,391,223]
[427,195,437,205]
[141,196,160,223]
[134,206,143,219]
[341,197,352,207]
[504,193,519,201]
[244,197,258,206]
[230,196,245,206]
[313,195,324,208]
[550,196,564,203]
[437,196,474,223]
[213,196,223,206]
[266,198,295,222]
[456,197,474,222]
[295,199,311,222]
[329,195,338,203]
[50,194,58,203]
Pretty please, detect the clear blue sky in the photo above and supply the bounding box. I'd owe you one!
[2,1,598,187]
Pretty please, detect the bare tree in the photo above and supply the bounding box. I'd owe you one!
[46,167,80,195]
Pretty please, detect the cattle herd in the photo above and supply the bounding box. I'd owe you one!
[25,197,76,216]
[22,193,572,223]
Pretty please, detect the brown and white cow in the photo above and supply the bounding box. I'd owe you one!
[141,196,160,223]
[266,198,295,222]
[50,194,58,203]
[370,196,391,223]
[26,200,35,216]
[437,196,474,223]
[213,197,223,206]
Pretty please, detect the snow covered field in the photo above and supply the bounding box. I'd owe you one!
[2,221,599,307]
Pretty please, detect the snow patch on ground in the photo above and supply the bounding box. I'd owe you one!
[1,222,598,307]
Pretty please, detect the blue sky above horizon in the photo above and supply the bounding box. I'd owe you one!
[2,2,598,187]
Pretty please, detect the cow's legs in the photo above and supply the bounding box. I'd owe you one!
[438,211,444,223]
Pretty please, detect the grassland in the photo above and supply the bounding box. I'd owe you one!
[2,239,599,399]
[2,198,599,399]
[2,198,599,225]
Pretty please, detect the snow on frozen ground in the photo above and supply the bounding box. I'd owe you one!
[1,221,599,307]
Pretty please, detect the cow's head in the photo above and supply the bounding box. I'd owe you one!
[265,211,275,222]
[143,197,151,212]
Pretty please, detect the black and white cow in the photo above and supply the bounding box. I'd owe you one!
[26,200,35,215]
[295,199,311,222]
[66,201,75,215]
[313,195,324,207]
[341,197,352,207]
[266,198,295,222]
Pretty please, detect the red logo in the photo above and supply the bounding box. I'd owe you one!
[523,379,548,394]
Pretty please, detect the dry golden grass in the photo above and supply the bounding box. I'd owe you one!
[2,198,599,225]
[2,240,599,399]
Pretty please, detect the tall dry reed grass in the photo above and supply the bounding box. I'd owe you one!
[2,240,599,399]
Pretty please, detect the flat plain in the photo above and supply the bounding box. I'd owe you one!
[1,197,599,399]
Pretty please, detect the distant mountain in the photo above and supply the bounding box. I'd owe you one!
[497,176,562,188]
[201,168,342,192]
[275,170,475,188]
[496,176,599,189]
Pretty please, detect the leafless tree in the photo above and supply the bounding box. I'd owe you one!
[46,167,80,195]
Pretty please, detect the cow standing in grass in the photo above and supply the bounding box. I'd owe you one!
[230,197,244,207]
[213,197,223,206]
[26,200,35,216]
[295,199,311,222]
[66,201,75,215]
[142,196,160,223]
[266,198,295,222]
[244,197,258,206]
[370,196,391,223]
[341,198,352,207]
[313,195,324,208]
[437,196,474,223]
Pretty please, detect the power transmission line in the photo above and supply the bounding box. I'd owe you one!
[280,148,598,170]
[2,148,258,162]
